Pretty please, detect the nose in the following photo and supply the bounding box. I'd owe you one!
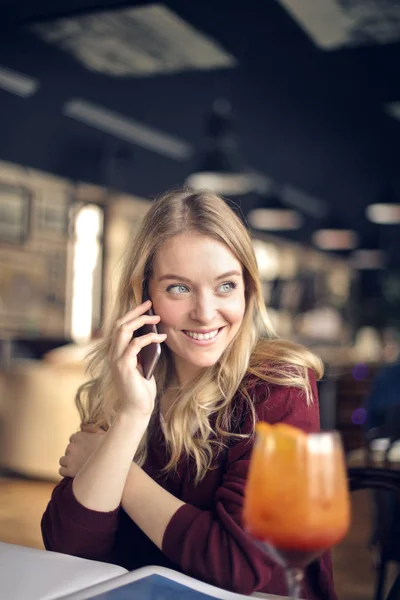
[189,291,218,324]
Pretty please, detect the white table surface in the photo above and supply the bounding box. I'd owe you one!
[0,542,289,600]
[57,565,288,600]
[0,542,127,600]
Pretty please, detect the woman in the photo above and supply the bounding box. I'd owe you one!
[41,188,337,599]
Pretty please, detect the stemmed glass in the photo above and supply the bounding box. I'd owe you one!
[243,423,350,600]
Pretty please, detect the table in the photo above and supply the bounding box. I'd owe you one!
[0,543,288,600]
[0,542,127,600]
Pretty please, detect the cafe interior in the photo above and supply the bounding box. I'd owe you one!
[0,1,400,599]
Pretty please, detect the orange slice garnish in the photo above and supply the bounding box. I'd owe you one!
[255,421,307,452]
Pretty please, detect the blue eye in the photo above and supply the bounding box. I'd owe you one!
[167,284,189,294]
[218,281,237,294]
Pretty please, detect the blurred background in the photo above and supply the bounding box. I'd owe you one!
[0,2,400,599]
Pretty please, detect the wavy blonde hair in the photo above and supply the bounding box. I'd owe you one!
[77,188,323,482]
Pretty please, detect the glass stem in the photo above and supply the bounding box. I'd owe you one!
[285,567,303,600]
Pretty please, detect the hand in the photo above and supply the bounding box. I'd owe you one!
[59,424,106,478]
[109,300,167,418]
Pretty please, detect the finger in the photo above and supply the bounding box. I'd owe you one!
[109,303,152,359]
[59,466,72,478]
[114,301,152,329]
[126,332,167,356]
[111,314,160,359]
[111,315,162,362]
[81,423,100,433]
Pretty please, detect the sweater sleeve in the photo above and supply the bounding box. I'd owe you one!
[41,477,119,562]
[162,371,332,596]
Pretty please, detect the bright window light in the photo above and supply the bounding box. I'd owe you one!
[71,204,103,343]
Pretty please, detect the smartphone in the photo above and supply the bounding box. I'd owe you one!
[134,284,162,380]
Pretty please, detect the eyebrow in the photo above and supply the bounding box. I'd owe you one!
[157,270,242,283]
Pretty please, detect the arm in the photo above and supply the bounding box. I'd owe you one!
[121,464,185,550]
[40,412,148,559]
[41,411,151,559]
[41,477,120,561]
[163,376,322,594]
[72,409,148,512]
[41,301,166,556]
[121,371,332,596]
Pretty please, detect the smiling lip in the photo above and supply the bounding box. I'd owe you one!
[182,327,224,345]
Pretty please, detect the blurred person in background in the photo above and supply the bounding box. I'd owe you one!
[364,359,400,433]
[41,188,337,599]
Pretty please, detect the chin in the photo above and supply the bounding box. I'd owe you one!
[187,352,223,369]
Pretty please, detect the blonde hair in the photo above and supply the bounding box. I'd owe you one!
[77,188,323,482]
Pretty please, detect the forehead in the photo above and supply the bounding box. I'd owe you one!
[152,233,242,276]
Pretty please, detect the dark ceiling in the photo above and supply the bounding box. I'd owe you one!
[0,0,399,255]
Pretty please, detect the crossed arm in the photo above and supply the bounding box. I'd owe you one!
[63,412,184,550]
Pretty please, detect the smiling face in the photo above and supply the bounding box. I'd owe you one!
[149,233,246,385]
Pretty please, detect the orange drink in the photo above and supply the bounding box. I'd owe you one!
[243,422,350,597]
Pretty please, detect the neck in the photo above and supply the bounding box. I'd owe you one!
[171,360,203,388]
[160,363,203,419]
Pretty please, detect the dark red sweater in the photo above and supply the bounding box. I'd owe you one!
[41,371,337,599]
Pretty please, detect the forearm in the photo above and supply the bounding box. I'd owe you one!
[121,462,185,549]
[41,478,118,561]
[72,410,148,512]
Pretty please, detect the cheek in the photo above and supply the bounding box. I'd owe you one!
[224,297,246,324]
[154,300,184,329]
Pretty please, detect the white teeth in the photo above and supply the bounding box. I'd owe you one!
[184,329,219,340]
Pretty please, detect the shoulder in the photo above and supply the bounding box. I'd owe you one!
[224,368,320,466]
[236,366,320,435]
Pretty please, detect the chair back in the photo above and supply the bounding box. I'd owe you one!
[349,467,400,600]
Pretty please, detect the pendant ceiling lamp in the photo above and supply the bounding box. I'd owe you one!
[247,186,303,231]
[366,188,400,225]
[312,213,358,251]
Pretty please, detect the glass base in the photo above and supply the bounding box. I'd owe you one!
[285,567,303,600]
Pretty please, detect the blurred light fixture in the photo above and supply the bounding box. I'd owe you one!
[366,188,400,225]
[295,307,344,342]
[312,214,358,250]
[64,98,192,160]
[0,65,39,97]
[351,232,385,270]
[247,186,303,231]
[186,99,256,196]
[354,326,383,363]
[32,4,237,77]
[352,249,385,269]
[252,239,280,280]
